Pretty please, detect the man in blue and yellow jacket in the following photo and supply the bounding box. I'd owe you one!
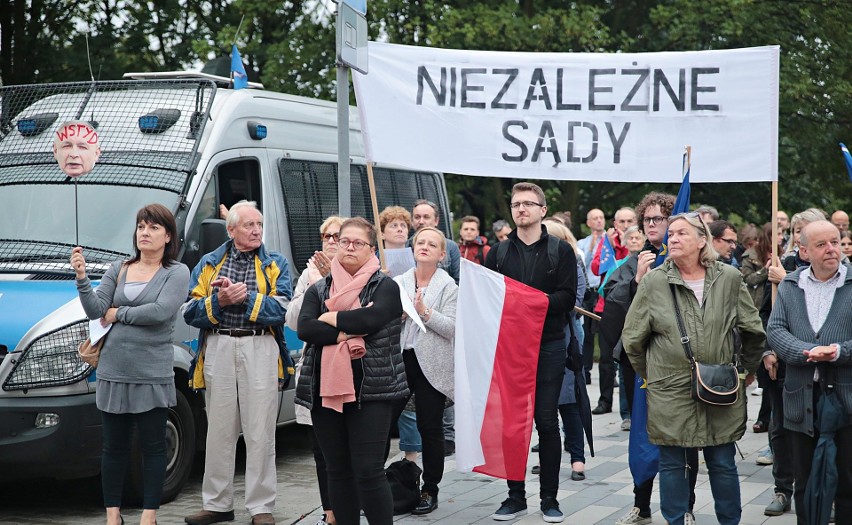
[183,201,292,525]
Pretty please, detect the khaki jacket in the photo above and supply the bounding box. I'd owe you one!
[622,260,766,447]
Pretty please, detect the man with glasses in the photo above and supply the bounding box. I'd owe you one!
[709,220,740,268]
[486,182,577,523]
[598,193,698,525]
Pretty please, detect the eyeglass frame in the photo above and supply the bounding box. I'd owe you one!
[338,237,373,249]
[642,215,669,226]
[510,200,545,210]
[321,232,340,243]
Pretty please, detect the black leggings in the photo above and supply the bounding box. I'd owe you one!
[312,401,395,525]
[101,407,169,509]
[308,428,332,511]
[403,349,446,496]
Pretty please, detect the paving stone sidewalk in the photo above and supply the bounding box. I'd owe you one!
[0,381,794,525]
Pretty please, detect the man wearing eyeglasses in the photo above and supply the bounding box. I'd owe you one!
[709,220,740,268]
[486,182,577,523]
[184,200,293,525]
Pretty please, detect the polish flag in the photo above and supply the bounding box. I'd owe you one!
[455,259,549,480]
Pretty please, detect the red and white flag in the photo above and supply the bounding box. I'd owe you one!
[455,259,548,480]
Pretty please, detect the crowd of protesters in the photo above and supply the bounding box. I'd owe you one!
[72,183,852,525]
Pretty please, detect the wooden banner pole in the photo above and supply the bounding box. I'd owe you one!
[366,162,387,270]
[771,181,779,304]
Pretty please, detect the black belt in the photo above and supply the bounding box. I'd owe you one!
[213,328,267,337]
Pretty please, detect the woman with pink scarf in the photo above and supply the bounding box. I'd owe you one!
[295,217,407,525]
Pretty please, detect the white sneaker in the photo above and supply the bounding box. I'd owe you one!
[684,511,696,525]
[615,507,652,525]
[751,387,763,396]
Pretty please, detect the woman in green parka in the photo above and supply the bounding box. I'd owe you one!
[622,212,766,525]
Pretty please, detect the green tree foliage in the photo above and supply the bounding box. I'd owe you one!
[2,0,850,230]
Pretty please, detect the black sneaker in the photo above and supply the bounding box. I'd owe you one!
[492,498,527,521]
[412,492,438,515]
[540,498,564,523]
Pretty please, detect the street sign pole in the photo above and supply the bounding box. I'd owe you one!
[335,0,368,218]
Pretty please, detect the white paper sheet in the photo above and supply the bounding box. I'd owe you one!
[89,319,112,345]
[385,247,416,278]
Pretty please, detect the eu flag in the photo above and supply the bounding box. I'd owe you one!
[654,152,692,268]
[841,143,852,183]
[629,375,659,486]
[231,44,248,90]
[598,233,617,275]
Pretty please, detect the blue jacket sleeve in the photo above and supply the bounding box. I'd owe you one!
[182,258,223,328]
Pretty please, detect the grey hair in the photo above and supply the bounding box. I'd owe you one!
[668,213,718,267]
[786,208,828,252]
[226,200,261,229]
[694,205,720,222]
[799,220,838,247]
[492,219,510,233]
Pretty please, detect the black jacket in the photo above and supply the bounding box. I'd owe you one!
[599,240,661,359]
[295,271,408,409]
[484,226,577,343]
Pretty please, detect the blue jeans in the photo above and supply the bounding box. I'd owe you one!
[659,443,741,525]
[507,339,565,501]
[559,402,585,464]
[397,410,422,452]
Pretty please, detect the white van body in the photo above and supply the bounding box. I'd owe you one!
[0,77,450,500]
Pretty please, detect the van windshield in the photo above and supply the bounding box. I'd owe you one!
[0,164,180,273]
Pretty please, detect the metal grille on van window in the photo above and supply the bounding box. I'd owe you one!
[279,159,451,273]
[0,239,128,277]
[0,80,216,178]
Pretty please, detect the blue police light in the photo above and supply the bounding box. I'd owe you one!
[16,112,59,137]
[247,121,267,140]
[138,109,181,134]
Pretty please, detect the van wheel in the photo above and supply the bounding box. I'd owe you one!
[124,388,197,504]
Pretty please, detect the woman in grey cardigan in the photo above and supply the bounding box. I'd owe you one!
[394,226,457,515]
[71,204,190,525]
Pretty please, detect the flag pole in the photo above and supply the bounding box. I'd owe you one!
[771,181,779,303]
[366,163,387,270]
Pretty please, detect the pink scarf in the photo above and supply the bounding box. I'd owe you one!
[320,255,381,412]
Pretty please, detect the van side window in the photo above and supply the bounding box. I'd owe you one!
[278,159,450,272]
[183,159,261,268]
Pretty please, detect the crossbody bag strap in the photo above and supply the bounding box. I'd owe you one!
[669,283,696,367]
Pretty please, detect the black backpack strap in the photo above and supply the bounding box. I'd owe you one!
[495,239,510,272]
[476,244,485,264]
[546,234,560,275]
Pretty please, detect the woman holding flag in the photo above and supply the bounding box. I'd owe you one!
[622,212,766,525]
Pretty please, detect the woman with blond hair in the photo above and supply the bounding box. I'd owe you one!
[623,212,766,525]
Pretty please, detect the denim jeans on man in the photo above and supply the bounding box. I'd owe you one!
[659,443,741,525]
[508,339,566,502]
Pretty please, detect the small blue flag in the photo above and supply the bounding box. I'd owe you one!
[840,143,852,183]
[231,44,248,90]
[628,375,659,486]
[598,234,617,275]
[654,152,692,268]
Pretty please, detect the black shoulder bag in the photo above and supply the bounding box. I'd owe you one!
[669,283,740,406]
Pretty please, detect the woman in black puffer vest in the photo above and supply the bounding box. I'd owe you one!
[296,217,407,525]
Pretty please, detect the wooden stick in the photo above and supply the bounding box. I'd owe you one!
[574,305,601,322]
[366,163,386,270]
[771,181,779,304]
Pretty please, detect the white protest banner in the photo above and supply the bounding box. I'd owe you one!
[353,43,779,183]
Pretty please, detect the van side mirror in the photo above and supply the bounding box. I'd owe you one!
[200,219,229,255]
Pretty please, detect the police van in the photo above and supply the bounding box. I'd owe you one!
[0,74,451,500]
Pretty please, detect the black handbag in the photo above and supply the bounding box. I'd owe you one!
[670,284,740,406]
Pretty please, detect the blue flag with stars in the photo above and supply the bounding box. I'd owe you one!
[841,143,852,183]
[598,233,617,275]
[654,153,692,268]
[231,44,248,90]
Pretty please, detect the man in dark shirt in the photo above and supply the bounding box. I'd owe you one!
[485,182,577,524]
